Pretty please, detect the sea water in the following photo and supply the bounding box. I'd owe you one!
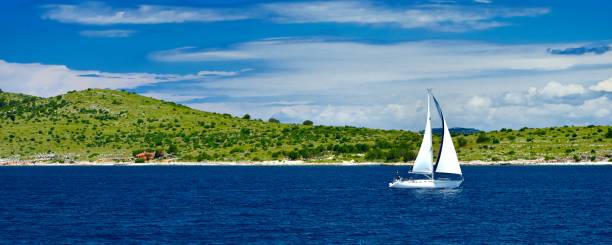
[1,166,611,243]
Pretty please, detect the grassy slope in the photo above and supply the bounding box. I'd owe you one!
[0,89,417,162]
[0,89,610,163]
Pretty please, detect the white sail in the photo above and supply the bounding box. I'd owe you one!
[435,119,462,175]
[411,94,433,174]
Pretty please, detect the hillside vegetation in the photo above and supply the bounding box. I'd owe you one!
[0,89,610,163]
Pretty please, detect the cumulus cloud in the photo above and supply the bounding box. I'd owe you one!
[187,101,422,129]
[467,95,492,109]
[464,81,612,128]
[538,81,585,98]
[0,59,235,97]
[42,1,548,32]
[79,29,134,38]
[590,78,612,92]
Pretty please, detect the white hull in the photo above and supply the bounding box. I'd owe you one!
[389,179,463,189]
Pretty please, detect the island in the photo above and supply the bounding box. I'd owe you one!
[1,89,611,165]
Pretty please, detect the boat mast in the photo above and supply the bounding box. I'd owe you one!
[427,89,435,180]
[431,92,445,173]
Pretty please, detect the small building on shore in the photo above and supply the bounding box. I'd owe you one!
[135,152,155,161]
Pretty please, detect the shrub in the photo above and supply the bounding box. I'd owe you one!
[402,150,417,162]
[457,137,468,147]
[132,149,144,156]
[303,120,314,126]
[365,148,385,161]
[268,118,280,123]
[167,144,178,154]
[230,147,243,154]
[135,158,145,163]
[242,114,251,120]
[606,128,612,138]
[386,148,403,162]
[287,150,300,160]
[476,133,490,143]
[196,152,212,161]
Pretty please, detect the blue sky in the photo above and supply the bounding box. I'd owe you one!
[0,0,611,130]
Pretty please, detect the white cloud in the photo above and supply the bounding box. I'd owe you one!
[538,81,585,98]
[467,95,492,109]
[188,102,422,129]
[42,2,249,25]
[590,78,612,92]
[503,92,530,105]
[581,96,611,118]
[151,47,254,62]
[79,29,134,38]
[260,1,547,31]
[0,59,232,97]
[197,70,238,77]
[140,92,203,102]
[146,39,612,129]
[42,1,548,32]
[474,0,492,4]
[151,40,612,91]
[460,82,612,129]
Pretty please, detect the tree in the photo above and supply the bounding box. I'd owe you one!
[268,118,280,123]
[476,133,490,143]
[457,136,468,147]
[196,152,212,161]
[287,150,300,160]
[606,128,612,138]
[302,120,314,126]
[242,114,251,120]
[167,144,178,154]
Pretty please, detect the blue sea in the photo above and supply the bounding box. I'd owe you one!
[1,166,611,244]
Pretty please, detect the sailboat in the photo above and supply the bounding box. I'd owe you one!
[389,89,463,189]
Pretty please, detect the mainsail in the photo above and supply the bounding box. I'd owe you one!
[411,93,433,174]
[432,95,462,175]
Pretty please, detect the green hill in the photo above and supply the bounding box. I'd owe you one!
[0,89,610,163]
